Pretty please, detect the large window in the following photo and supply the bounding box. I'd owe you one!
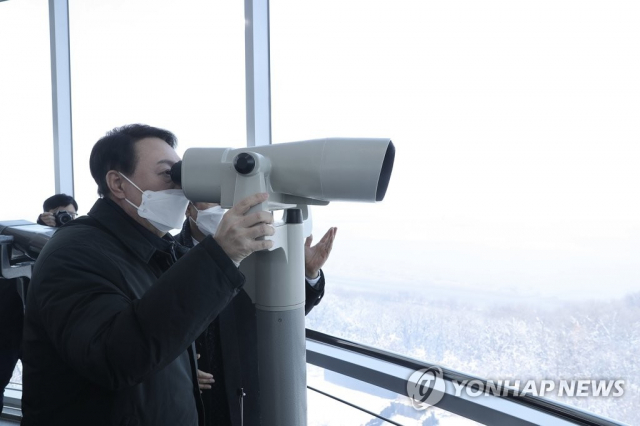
[0,0,54,392]
[0,0,54,221]
[271,1,640,424]
[69,0,247,212]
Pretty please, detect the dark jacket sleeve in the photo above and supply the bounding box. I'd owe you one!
[30,235,243,390]
[304,269,325,315]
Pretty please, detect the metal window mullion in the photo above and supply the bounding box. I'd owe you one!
[49,0,74,196]
[244,0,272,147]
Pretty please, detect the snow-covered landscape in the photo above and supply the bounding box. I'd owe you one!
[305,283,639,425]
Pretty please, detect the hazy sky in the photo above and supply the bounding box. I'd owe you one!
[1,0,638,299]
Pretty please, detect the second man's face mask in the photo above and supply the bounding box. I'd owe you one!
[119,172,190,233]
[190,204,225,237]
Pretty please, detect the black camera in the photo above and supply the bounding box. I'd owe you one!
[54,210,73,226]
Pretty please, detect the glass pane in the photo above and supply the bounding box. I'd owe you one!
[8,361,22,391]
[69,0,246,211]
[308,385,375,426]
[308,365,480,426]
[272,1,640,424]
[0,0,54,221]
[0,0,52,393]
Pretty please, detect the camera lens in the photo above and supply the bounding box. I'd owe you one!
[55,211,72,226]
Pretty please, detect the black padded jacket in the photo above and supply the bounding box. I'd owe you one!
[21,198,244,426]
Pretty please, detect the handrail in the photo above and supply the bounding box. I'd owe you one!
[306,329,628,426]
[307,385,404,426]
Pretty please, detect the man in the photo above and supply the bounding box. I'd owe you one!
[36,193,78,227]
[178,202,336,426]
[1,194,78,412]
[21,124,274,426]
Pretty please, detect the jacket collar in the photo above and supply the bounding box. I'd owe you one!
[84,197,176,264]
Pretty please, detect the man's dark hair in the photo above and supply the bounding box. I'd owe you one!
[43,194,78,212]
[90,124,177,197]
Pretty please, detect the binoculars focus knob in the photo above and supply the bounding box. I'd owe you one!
[234,153,256,175]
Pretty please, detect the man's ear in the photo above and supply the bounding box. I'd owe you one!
[106,171,126,200]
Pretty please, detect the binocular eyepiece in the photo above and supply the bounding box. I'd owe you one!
[170,161,182,186]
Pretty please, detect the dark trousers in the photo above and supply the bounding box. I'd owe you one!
[0,278,24,411]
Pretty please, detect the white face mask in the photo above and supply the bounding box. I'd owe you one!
[190,204,225,236]
[119,173,190,233]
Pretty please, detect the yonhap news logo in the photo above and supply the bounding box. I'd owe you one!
[406,366,626,411]
[407,366,446,409]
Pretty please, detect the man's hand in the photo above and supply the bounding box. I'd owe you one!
[197,369,215,391]
[304,227,337,279]
[196,354,214,392]
[214,193,275,265]
[38,212,56,227]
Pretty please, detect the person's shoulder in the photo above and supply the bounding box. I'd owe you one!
[30,218,124,293]
[49,217,105,242]
[28,220,124,312]
[39,217,117,260]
